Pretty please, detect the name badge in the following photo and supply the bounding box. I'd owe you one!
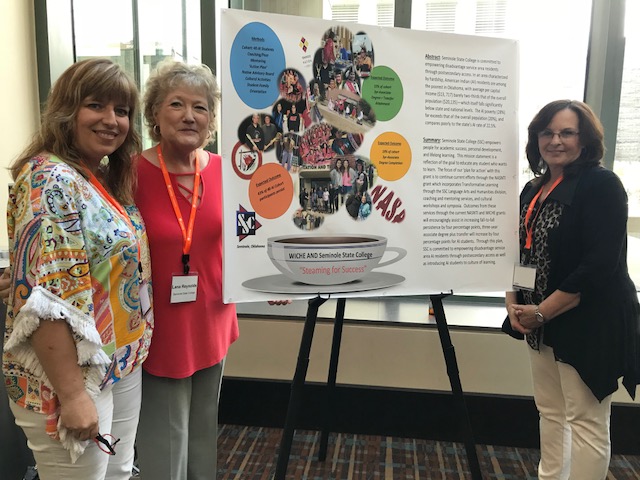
[513,264,536,291]
[139,280,152,317]
[170,273,199,303]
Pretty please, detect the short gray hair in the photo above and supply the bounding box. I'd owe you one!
[143,59,220,143]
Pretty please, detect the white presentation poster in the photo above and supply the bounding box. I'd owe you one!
[220,9,520,304]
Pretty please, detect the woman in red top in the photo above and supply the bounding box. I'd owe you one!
[322,30,336,65]
[134,60,237,480]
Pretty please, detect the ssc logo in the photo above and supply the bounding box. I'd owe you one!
[236,205,262,241]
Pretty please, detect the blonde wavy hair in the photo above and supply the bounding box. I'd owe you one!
[143,59,220,144]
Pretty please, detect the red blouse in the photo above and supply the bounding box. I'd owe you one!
[135,152,238,378]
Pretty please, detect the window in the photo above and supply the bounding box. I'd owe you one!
[73,1,135,76]
[321,0,393,26]
[614,0,640,287]
[413,0,507,36]
[377,3,394,27]
[73,0,201,148]
[330,4,360,22]
[475,0,506,34]
[423,0,457,33]
[137,0,201,146]
[615,1,640,221]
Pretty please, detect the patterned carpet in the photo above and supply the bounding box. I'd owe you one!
[216,425,640,479]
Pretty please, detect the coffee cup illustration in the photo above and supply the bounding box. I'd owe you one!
[267,234,407,285]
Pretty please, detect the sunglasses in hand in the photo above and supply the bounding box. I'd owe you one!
[94,433,120,455]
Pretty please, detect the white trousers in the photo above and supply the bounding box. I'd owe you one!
[10,367,142,480]
[136,361,225,480]
[529,344,612,480]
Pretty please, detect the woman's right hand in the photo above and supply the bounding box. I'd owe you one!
[505,291,532,336]
[30,319,100,441]
[59,391,99,441]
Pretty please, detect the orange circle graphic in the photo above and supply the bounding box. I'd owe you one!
[369,132,411,181]
[248,163,294,219]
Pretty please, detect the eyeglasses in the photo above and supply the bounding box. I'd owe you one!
[94,433,120,455]
[538,129,580,141]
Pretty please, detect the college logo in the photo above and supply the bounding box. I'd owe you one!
[299,37,309,52]
[236,205,262,241]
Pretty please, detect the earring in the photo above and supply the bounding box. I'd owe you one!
[153,125,161,136]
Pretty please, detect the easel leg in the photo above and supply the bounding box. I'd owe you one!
[318,297,346,461]
[430,294,482,480]
[274,296,327,479]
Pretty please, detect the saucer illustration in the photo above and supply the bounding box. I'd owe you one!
[242,272,405,294]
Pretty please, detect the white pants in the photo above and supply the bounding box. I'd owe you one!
[529,344,612,480]
[136,361,225,480]
[10,367,142,480]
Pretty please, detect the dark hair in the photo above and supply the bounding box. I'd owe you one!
[526,100,604,183]
[11,58,141,204]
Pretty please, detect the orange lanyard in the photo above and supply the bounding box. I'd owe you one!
[85,169,141,266]
[524,175,563,250]
[156,144,201,274]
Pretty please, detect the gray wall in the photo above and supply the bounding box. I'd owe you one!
[1,302,35,480]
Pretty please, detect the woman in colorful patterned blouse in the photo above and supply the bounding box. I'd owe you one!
[3,58,153,480]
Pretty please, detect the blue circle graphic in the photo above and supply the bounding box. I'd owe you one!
[230,23,286,109]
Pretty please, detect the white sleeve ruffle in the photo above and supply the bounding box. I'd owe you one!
[4,285,111,462]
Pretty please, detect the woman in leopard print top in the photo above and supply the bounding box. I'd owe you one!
[503,100,640,480]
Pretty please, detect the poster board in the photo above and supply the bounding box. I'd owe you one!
[220,9,520,303]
